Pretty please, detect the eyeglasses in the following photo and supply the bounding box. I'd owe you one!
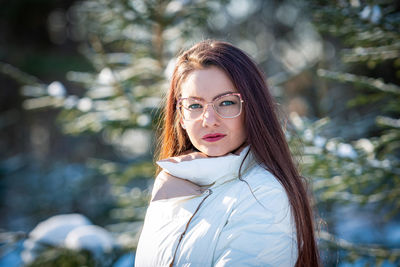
[177,93,244,121]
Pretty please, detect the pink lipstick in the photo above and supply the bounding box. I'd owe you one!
[202,133,226,142]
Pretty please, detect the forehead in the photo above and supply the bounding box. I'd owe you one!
[180,66,237,99]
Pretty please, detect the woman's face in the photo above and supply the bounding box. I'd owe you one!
[179,66,247,157]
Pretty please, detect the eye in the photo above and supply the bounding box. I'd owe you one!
[220,100,235,106]
[188,103,203,110]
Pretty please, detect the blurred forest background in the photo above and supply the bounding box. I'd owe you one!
[0,0,399,266]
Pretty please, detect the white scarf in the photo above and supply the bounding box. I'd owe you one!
[156,146,255,187]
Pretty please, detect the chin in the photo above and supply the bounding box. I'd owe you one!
[198,146,231,157]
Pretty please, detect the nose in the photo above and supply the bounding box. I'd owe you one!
[201,104,220,127]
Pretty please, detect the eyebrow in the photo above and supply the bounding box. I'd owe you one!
[187,91,236,101]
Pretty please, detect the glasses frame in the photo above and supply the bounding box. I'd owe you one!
[177,92,244,121]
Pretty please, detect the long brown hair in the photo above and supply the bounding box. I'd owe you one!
[156,40,320,266]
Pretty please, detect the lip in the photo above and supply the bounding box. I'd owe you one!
[202,133,226,142]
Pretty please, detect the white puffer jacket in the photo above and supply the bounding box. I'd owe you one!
[135,146,298,267]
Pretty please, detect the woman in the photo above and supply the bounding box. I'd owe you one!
[135,40,320,266]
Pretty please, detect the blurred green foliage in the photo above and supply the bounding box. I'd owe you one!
[27,248,96,267]
[295,0,400,265]
[1,0,399,266]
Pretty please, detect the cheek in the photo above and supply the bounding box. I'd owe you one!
[233,116,246,138]
[184,122,200,142]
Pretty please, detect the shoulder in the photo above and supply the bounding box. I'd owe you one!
[243,164,283,191]
[235,164,292,224]
[213,164,298,266]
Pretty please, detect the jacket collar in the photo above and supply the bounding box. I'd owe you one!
[156,146,254,187]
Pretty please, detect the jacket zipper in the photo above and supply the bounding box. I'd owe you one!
[169,189,213,267]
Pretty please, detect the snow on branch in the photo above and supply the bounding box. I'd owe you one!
[317,69,400,95]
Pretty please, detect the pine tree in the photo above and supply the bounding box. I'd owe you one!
[292,1,400,265]
[3,0,226,264]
